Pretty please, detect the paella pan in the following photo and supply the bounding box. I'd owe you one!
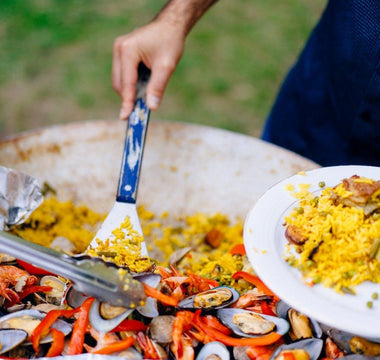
[1,120,378,359]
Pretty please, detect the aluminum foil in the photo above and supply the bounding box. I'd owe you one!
[0,166,43,230]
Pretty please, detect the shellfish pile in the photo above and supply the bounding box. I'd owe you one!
[0,251,379,360]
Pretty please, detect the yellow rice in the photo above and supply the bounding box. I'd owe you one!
[284,181,380,294]
[13,198,249,287]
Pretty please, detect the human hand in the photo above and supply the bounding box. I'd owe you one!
[112,20,185,119]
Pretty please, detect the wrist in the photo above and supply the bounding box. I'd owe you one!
[154,0,218,36]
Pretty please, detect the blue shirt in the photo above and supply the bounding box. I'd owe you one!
[262,0,380,166]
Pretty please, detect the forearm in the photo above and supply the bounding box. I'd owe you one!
[155,0,219,36]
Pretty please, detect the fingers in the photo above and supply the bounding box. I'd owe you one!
[112,37,122,95]
[113,36,140,120]
[146,60,177,110]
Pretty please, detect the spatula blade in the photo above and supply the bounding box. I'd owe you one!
[88,201,148,256]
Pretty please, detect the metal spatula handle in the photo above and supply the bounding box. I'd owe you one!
[117,63,151,203]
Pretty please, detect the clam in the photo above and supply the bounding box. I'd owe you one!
[0,309,71,344]
[168,246,192,266]
[179,286,239,310]
[196,341,230,360]
[116,346,143,359]
[270,338,323,360]
[276,300,322,339]
[0,329,28,354]
[0,253,16,264]
[217,308,289,337]
[6,303,32,313]
[36,276,67,306]
[233,346,251,360]
[148,315,175,344]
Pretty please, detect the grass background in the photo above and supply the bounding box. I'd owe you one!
[0,0,327,138]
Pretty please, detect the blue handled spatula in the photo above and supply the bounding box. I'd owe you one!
[88,63,151,258]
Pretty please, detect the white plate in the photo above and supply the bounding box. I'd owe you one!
[244,165,380,339]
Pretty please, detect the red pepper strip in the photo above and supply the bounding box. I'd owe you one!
[90,336,135,354]
[66,297,95,355]
[230,243,246,255]
[17,260,54,276]
[281,352,297,360]
[260,302,277,317]
[30,308,78,352]
[142,283,179,306]
[45,328,65,357]
[111,319,147,332]
[246,346,273,360]
[200,314,231,335]
[5,285,53,308]
[13,285,53,307]
[193,311,282,347]
[232,271,279,300]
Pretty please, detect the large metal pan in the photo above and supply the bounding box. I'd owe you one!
[0,120,318,219]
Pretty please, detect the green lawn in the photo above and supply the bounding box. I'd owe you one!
[0,0,326,138]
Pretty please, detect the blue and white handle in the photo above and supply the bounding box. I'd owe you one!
[116,64,151,204]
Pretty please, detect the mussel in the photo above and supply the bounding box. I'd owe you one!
[86,272,161,332]
[0,309,71,345]
[276,300,322,339]
[179,286,239,310]
[195,341,230,360]
[0,329,28,354]
[270,338,323,360]
[217,308,289,337]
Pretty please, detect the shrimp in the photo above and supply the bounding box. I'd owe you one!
[0,265,37,302]
[171,311,195,360]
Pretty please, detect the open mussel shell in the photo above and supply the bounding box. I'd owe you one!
[270,338,323,360]
[135,272,161,318]
[0,329,28,354]
[320,323,380,355]
[88,272,161,332]
[64,286,88,308]
[276,300,322,339]
[0,309,71,345]
[89,299,134,333]
[217,308,289,337]
[195,341,230,360]
[178,286,239,310]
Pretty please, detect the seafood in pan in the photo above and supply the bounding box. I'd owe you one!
[0,258,379,360]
